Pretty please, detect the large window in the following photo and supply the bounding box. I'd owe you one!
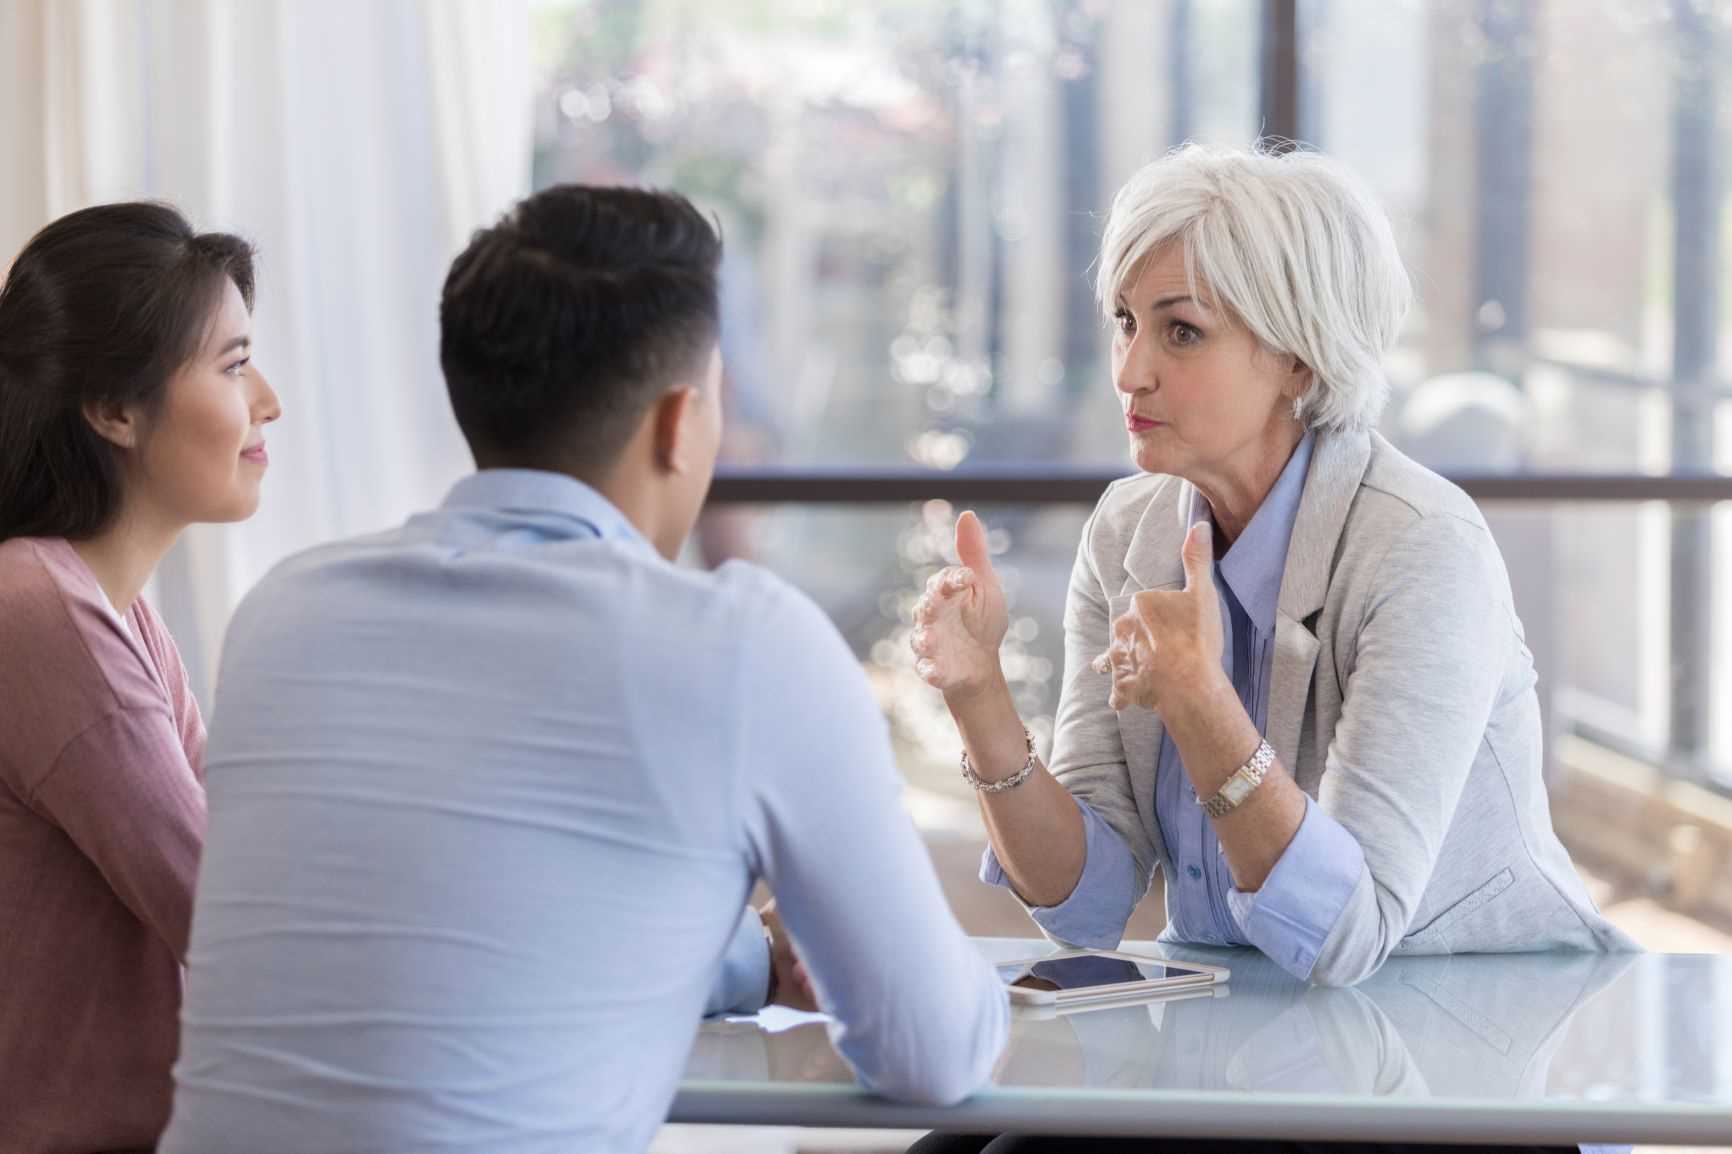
[529,0,1732,936]
[531,0,1267,471]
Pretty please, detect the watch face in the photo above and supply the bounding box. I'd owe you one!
[1222,760,1266,806]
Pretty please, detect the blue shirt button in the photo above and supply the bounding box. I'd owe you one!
[1186,864,1203,880]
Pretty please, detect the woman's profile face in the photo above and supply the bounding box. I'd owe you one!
[1109,244,1303,483]
[132,278,282,526]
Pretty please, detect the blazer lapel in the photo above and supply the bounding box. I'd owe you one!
[1110,479,1194,869]
[1268,429,1374,793]
[1269,617,1321,793]
[1104,432,1375,830]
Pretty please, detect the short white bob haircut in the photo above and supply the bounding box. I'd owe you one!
[1096,142,1413,434]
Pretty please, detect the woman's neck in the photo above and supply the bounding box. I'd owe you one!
[1189,420,1306,545]
[70,501,183,615]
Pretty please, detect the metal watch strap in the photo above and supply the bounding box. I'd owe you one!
[961,727,1037,793]
[1200,739,1275,818]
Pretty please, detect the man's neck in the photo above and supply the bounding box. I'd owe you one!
[477,440,687,561]
[589,463,681,561]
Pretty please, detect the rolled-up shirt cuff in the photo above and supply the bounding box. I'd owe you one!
[980,800,1140,948]
[705,905,772,1016]
[1226,795,1364,980]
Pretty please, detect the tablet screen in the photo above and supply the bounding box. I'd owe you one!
[997,954,1205,993]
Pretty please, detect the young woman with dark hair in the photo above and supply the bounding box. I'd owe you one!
[0,201,280,1154]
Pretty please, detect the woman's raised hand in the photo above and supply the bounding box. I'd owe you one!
[1093,521,1224,712]
[910,510,1009,700]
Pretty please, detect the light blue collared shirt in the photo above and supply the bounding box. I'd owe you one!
[986,432,1369,982]
[163,470,1006,1154]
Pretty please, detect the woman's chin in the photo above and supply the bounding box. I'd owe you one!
[202,487,264,525]
[1130,442,1173,476]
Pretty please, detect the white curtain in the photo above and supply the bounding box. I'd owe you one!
[0,0,532,700]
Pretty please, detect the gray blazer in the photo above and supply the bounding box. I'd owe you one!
[1050,427,1637,986]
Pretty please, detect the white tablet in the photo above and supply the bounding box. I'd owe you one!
[996,948,1229,1007]
[1009,980,1229,1021]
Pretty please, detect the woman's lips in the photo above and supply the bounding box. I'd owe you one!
[241,443,269,465]
[1126,415,1162,433]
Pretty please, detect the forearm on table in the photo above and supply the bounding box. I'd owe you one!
[1159,674,1307,894]
[946,674,1086,907]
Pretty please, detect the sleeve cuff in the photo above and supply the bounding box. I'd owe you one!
[704,905,772,1016]
[979,800,1141,949]
[1226,795,1365,980]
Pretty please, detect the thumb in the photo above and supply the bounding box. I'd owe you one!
[955,510,996,578]
[1181,521,1214,592]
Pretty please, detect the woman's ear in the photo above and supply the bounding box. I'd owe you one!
[82,398,141,450]
[1284,357,1314,421]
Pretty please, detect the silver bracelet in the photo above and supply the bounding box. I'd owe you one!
[961,727,1037,793]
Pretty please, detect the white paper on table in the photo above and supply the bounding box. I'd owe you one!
[722,1005,832,1033]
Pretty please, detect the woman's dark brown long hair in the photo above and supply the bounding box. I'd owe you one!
[0,202,255,543]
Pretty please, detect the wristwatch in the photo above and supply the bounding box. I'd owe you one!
[1199,739,1275,819]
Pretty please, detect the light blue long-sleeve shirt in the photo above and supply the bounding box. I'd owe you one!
[162,469,1007,1154]
[985,432,1369,981]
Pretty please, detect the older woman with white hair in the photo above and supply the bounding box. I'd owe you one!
[904,141,1632,1154]
[911,143,1634,1014]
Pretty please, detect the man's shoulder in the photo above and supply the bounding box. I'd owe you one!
[243,525,404,592]
[232,530,844,666]
[704,560,837,641]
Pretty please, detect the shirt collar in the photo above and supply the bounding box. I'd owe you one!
[439,469,650,546]
[1187,430,1315,635]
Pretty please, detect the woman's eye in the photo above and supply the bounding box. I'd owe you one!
[1168,322,1201,346]
[1113,309,1136,336]
[225,357,250,377]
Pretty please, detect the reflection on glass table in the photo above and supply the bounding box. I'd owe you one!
[995,950,1225,1007]
[679,938,1730,1146]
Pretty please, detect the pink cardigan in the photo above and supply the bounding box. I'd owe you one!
[0,537,206,1154]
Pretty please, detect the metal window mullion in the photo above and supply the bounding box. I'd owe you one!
[706,470,1732,507]
[1260,0,1301,145]
[1669,0,1722,759]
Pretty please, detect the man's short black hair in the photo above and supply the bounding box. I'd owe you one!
[439,185,722,471]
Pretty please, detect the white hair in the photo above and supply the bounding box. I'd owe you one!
[1095,143,1412,433]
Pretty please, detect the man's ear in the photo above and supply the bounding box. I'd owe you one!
[83,398,141,450]
[650,386,700,475]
